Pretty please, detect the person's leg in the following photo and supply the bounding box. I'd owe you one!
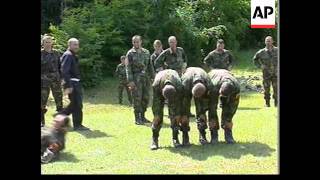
[141,76,151,123]
[118,82,124,104]
[195,98,208,145]
[221,93,240,144]
[271,75,278,106]
[150,89,164,150]
[132,75,144,125]
[262,71,271,107]
[50,79,63,112]
[125,83,133,105]
[71,82,85,130]
[41,86,50,126]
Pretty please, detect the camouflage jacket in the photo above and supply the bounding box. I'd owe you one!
[152,69,183,92]
[253,46,278,75]
[115,63,127,82]
[152,69,183,117]
[126,47,155,82]
[150,50,165,72]
[208,69,240,97]
[203,49,234,70]
[41,49,61,79]
[181,67,214,115]
[154,47,187,73]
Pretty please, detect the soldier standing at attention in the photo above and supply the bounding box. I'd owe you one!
[41,34,63,127]
[115,56,132,105]
[150,69,184,150]
[208,69,240,144]
[154,36,187,76]
[203,39,234,70]
[60,38,90,131]
[252,36,278,107]
[181,67,215,145]
[126,35,155,125]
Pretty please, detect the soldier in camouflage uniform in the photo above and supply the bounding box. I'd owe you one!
[181,67,215,145]
[208,69,240,144]
[126,35,155,125]
[150,40,164,73]
[203,39,235,70]
[115,56,132,105]
[253,36,278,107]
[154,36,188,76]
[41,114,69,164]
[150,69,183,150]
[41,35,63,127]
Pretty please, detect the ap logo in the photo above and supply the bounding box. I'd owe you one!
[251,0,276,28]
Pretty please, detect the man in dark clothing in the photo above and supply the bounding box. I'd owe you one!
[60,38,89,131]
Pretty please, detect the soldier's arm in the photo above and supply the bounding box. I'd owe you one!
[182,49,188,69]
[125,53,134,83]
[181,80,192,116]
[208,94,219,122]
[203,53,211,68]
[152,86,164,120]
[154,50,166,70]
[252,51,261,68]
[60,54,73,89]
[228,51,235,70]
[147,54,155,79]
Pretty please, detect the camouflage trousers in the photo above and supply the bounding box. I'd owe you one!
[262,70,277,101]
[131,73,150,113]
[152,88,184,133]
[206,94,240,130]
[118,81,132,104]
[41,75,63,125]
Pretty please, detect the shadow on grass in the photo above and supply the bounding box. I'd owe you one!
[53,152,80,163]
[76,129,113,139]
[238,107,261,110]
[161,141,275,161]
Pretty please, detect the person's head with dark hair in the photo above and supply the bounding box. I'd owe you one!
[192,82,206,98]
[52,114,70,131]
[219,81,234,97]
[162,84,176,101]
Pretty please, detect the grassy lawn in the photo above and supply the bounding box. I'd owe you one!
[41,50,278,174]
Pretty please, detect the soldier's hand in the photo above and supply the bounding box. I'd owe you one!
[127,82,136,91]
[64,88,73,95]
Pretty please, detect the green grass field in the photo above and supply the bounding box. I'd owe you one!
[41,50,278,174]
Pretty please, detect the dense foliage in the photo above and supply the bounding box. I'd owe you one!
[41,0,277,88]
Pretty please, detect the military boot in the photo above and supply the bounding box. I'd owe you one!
[172,129,182,148]
[224,128,235,144]
[150,129,159,150]
[182,131,190,146]
[265,99,270,107]
[134,112,144,125]
[141,111,151,123]
[199,129,208,145]
[210,129,219,144]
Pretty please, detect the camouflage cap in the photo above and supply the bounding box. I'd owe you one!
[162,84,176,100]
[192,82,206,98]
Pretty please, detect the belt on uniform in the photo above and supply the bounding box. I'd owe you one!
[70,78,80,82]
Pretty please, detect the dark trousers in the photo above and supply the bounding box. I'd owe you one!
[61,81,83,128]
